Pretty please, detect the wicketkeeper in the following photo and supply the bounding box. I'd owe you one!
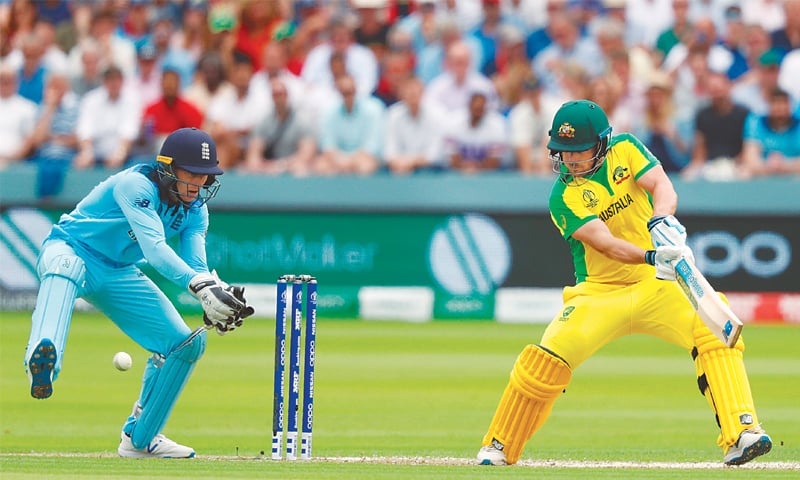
[477,100,771,467]
[24,128,254,458]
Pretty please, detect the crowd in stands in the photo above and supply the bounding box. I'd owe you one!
[1,0,799,199]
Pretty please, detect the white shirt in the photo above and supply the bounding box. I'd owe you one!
[76,86,141,159]
[300,44,378,98]
[444,109,509,167]
[0,94,37,159]
[384,102,446,166]
[778,50,800,101]
[249,69,307,110]
[508,96,560,149]
[423,71,499,114]
[206,87,269,132]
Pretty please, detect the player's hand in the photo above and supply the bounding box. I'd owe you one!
[189,272,245,322]
[646,245,694,281]
[202,284,255,335]
[647,215,687,248]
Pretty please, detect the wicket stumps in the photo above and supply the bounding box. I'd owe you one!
[272,274,317,461]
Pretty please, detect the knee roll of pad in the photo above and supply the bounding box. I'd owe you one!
[131,329,207,449]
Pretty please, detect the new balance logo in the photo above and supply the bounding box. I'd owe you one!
[740,414,754,425]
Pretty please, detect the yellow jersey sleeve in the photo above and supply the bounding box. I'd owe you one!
[548,134,660,285]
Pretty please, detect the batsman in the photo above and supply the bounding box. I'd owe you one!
[24,128,254,458]
[477,100,772,467]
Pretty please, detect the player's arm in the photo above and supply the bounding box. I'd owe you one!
[571,218,649,265]
[636,164,677,217]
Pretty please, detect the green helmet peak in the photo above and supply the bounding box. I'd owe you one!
[547,100,612,152]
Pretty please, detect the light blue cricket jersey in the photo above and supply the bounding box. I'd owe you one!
[743,113,800,158]
[49,164,209,288]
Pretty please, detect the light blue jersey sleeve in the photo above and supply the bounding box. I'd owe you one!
[112,173,205,288]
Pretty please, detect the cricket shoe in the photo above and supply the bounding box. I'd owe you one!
[723,428,772,466]
[27,339,57,399]
[118,431,196,458]
[477,441,508,466]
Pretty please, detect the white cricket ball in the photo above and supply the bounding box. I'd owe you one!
[113,352,133,371]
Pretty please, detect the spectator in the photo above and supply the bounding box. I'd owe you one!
[469,0,528,77]
[169,0,211,63]
[129,43,162,110]
[183,51,234,115]
[491,24,532,112]
[588,74,631,135]
[770,0,800,53]
[315,74,385,175]
[423,41,498,114]
[74,65,141,169]
[243,77,317,176]
[741,88,800,177]
[631,70,691,173]
[0,63,37,165]
[374,49,414,106]
[352,0,391,64]
[501,0,547,32]
[119,0,152,51]
[14,19,67,73]
[415,16,482,85]
[532,13,603,98]
[732,48,789,117]
[396,0,444,54]
[684,71,749,180]
[662,16,732,79]
[508,75,560,175]
[27,69,79,198]
[150,14,195,89]
[716,5,749,81]
[5,0,38,51]
[69,38,104,98]
[443,90,508,173]
[625,0,675,49]
[778,49,800,101]
[67,9,136,78]
[249,41,306,111]
[524,0,567,62]
[235,0,289,71]
[671,45,713,125]
[383,76,446,174]
[135,68,204,163]
[301,15,379,97]
[283,0,329,75]
[16,31,48,104]
[205,51,268,169]
[655,0,692,62]
[741,0,786,33]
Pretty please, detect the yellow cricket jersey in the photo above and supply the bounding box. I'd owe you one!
[549,133,659,285]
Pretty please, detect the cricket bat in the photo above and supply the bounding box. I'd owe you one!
[674,256,743,348]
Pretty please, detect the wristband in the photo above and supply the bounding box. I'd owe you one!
[645,250,656,266]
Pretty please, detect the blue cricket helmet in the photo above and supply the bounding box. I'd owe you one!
[158,128,223,175]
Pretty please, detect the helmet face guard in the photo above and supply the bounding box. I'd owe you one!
[156,128,223,207]
[549,125,612,183]
[547,100,612,185]
[156,157,220,208]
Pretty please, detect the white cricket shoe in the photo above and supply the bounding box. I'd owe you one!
[723,429,772,466]
[118,431,195,458]
[477,443,508,466]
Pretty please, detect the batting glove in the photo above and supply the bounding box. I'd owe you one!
[645,245,694,281]
[647,215,687,248]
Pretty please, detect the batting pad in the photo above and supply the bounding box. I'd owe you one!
[482,345,572,464]
[693,322,758,449]
[26,254,86,379]
[131,329,207,449]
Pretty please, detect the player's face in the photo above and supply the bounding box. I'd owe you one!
[561,147,597,176]
[173,168,209,204]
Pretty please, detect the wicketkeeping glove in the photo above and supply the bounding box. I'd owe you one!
[189,272,245,322]
[203,284,255,335]
[647,215,687,248]
[645,245,695,281]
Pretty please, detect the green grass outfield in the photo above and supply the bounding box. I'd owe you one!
[1,311,798,479]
